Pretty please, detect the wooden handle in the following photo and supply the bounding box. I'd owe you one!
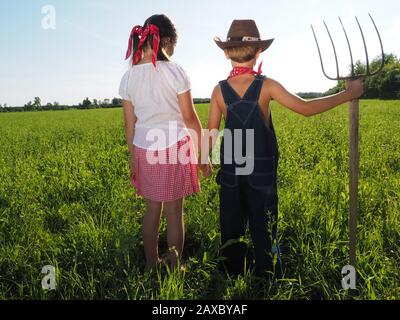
[349,99,359,267]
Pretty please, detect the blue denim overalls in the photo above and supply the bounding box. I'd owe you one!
[217,75,283,278]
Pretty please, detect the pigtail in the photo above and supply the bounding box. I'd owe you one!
[131,33,141,64]
[125,25,143,65]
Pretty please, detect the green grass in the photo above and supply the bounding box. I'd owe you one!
[0,100,399,300]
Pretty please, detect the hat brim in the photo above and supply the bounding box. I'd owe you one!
[214,36,274,52]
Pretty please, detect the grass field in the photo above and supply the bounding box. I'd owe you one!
[0,100,399,300]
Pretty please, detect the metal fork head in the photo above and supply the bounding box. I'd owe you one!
[311,14,385,81]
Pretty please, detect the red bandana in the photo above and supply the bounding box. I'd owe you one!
[125,24,160,67]
[228,61,263,79]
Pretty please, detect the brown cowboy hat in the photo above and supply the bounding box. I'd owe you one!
[214,19,274,52]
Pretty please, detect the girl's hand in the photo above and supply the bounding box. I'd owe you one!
[199,157,212,178]
[345,78,364,100]
[200,163,212,178]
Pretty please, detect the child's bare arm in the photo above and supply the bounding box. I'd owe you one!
[122,100,137,156]
[178,90,212,177]
[178,90,203,154]
[207,85,223,156]
[267,78,364,117]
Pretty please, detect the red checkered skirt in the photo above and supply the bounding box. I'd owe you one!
[130,135,200,202]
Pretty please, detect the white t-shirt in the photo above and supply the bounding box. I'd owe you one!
[119,61,191,150]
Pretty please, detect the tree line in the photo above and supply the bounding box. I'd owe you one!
[323,53,400,99]
[1,54,398,113]
[0,97,124,113]
[296,54,400,100]
[0,97,211,113]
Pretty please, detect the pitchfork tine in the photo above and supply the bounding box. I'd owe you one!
[312,15,384,81]
[339,17,355,77]
[368,13,385,75]
[355,16,370,75]
[311,24,335,81]
[323,21,340,79]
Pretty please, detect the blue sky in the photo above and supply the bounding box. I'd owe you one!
[1,0,399,106]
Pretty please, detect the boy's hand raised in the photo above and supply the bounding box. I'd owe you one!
[345,78,364,100]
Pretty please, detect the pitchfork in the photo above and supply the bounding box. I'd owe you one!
[311,14,385,268]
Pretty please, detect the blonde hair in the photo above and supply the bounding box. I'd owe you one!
[224,46,259,63]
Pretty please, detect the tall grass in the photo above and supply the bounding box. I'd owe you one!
[0,100,399,299]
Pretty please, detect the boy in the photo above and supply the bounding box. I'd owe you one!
[206,19,363,278]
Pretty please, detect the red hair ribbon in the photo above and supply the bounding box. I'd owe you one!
[125,24,160,67]
[228,61,263,79]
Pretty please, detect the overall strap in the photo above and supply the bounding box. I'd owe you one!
[219,80,240,106]
[241,75,266,102]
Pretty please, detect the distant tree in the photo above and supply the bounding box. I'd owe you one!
[193,98,211,104]
[296,92,324,99]
[325,53,400,99]
[82,97,92,109]
[369,54,400,99]
[112,98,122,105]
[33,97,41,108]
[43,102,52,111]
[24,101,33,111]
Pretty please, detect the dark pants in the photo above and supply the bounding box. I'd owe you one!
[219,174,278,278]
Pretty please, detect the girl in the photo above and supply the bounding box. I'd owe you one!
[119,14,210,271]
[206,19,364,278]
